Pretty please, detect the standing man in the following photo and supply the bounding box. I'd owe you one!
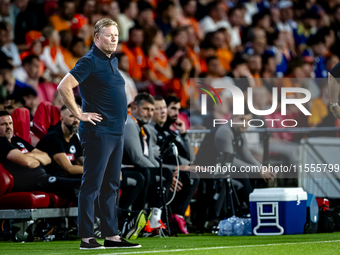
[57,18,141,250]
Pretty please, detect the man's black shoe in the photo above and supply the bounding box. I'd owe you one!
[80,239,105,250]
[104,238,142,248]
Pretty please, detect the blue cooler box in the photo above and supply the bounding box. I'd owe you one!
[249,188,307,235]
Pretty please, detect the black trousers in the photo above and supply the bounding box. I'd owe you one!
[170,171,200,216]
[78,131,124,238]
[119,170,145,210]
[122,167,173,211]
[11,171,81,202]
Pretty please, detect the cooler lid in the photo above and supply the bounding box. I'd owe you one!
[249,188,308,202]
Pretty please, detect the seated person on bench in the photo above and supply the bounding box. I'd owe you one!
[0,111,80,201]
[123,93,173,233]
[36,105,83,178]
[145,96,199,234]
[194,105,276,228]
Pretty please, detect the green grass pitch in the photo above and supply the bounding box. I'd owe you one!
[2,233,340,255]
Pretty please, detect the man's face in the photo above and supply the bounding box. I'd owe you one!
[0,0,10,16]
[130,29,144,47]
[267,57,276,74]
[133,101,154,125]
[118,55,129,72]
[232,114,252,133]
[234,63,250,77]
[213,32,224,48]
[1,69,15,93]
[215,3,226,21]
[207,59,221,75]
[167,102,180,123]
[281,8,293,21]
[183,0,196,17]
[139,9,154,27]
[153,100,167,125]
[62,1,76,21]
[252,39,266,55]
[4,99,23,115]
[0,28,7,47]
[96,25,119,54]
[83,0,96,15]
[109,1,120,18]
[61,108,80,134]
[25,58,40,80]
[247,56,262,74]
[72,41,86,57]
[0,115,13,140]
[312,42,326,56]
[14,0,29,11]
[127,2,138,19]
[23,95,36,110]
[174,31,188,48]
[229,9,243,27]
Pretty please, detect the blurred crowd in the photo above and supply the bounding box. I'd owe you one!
[1,0,340,132]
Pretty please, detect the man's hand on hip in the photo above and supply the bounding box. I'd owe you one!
[77,112,103,125]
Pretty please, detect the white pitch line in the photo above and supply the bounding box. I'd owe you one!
[100,239,340,255]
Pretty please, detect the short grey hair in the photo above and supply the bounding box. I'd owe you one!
[94,18,118,36]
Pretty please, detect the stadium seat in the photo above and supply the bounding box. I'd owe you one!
[32,102,61,139]
[12,108,31,144]
[47,193,68,208]
[0,164,49,209]
[36,82,58,103]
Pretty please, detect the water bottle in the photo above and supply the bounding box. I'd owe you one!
[218,220,233,236]
[244,218,253,236]
[234,218,245,236]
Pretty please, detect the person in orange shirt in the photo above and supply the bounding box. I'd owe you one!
[199,56,223,78]
[166,26,189,69]
[59,30,74,70]
[180,0,204,41]
[40,27,70,81]
[145,44,173,86]
[70,14,92,48]
[143,26,173,85]
[167,56,194,108]
[121,26,146,82]
[60,36,86,70]
[281,58,306,98]
[137,0,155,30]
[20,31,45,76]
[187,25,201,76]
[49,0,76,32]
[70,37,86,66]
[211,29,233,72]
